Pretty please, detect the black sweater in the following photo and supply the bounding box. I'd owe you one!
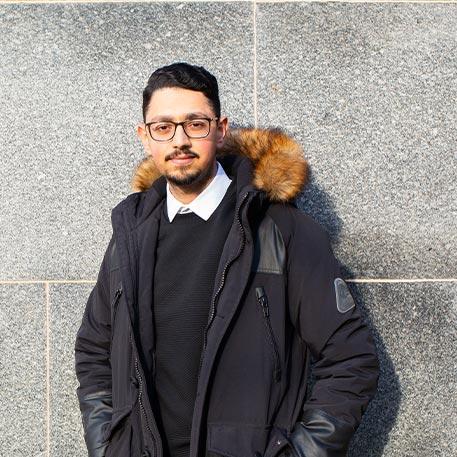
[151,180,236,457]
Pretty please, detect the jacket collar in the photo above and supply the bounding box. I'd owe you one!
[112,127,309,230]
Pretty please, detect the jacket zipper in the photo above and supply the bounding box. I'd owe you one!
[122,210,139,310]
[197,190,251,382]
[129,329,157,457]
[110,285,123,346]
[256,286,282,383]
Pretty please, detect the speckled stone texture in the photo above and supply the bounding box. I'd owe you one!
[0,2,254,281]
[49,283,93,457]
[346,281,457,457]
[256,2,457,279]
[0,284,46,456]
[1,2,456,457]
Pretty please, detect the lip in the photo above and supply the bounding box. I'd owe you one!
[171,156,195,166]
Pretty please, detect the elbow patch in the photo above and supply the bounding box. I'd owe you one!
[334,278,356,313]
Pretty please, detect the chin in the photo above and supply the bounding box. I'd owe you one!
[166,168,203,187]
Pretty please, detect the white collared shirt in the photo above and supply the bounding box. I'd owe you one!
[166,160,232,222]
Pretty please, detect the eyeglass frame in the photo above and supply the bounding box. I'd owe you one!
[144,117,220,142]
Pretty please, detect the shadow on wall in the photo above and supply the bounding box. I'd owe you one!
[345,283,401,457]
[296,171,401,457]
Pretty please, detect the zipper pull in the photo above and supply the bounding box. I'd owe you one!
[256,287,269,317]
[112,286,123,304]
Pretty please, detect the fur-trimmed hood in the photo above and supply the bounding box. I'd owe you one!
[130,127,309,202]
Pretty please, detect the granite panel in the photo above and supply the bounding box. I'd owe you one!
[0,2,254,280]
[49,282,94,457]
[256,2,457,278]
[346,281,456,456]
[0,284,46,456]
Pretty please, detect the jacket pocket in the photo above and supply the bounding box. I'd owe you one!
[255,286,282,383]
[103,405,133,457]
[101,405,132,443]
[263,427,293,457]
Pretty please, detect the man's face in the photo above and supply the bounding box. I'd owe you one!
[136,87,228,190]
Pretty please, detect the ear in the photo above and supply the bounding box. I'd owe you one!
[136,123,152,156]
[215,116,229,148]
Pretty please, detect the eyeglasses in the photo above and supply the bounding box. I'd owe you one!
[145,117,219,142]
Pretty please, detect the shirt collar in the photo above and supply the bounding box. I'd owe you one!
[166,160,232,222]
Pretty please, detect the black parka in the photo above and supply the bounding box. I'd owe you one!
[75,127,379,457]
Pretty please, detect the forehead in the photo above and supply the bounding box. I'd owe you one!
[146,87,213,122]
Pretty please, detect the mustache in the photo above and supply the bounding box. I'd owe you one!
[166,150,199,160]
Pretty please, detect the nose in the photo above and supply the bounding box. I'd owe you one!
[172,124,192,147]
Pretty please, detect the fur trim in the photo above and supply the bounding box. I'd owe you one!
[130,127,309,202]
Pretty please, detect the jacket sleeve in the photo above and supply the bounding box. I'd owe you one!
[74,235,115,457]
[286,214,379,457]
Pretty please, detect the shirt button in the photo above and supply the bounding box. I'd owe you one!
[276,439,282,445]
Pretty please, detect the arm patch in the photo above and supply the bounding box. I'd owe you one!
[334,278,356,313]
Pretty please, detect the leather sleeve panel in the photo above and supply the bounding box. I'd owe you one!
[289,409,355,457]
[79,389,113,456]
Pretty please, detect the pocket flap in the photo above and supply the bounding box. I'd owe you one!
[207,422,272,457]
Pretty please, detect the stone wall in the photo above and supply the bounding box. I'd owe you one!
[0,1,455,456]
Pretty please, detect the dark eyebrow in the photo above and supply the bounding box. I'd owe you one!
[148,112,211,123]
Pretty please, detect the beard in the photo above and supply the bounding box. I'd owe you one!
[165,156,215,192]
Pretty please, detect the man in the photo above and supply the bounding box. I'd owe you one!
[75,62,379,457]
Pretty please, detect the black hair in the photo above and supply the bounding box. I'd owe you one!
[142,62,221,122]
